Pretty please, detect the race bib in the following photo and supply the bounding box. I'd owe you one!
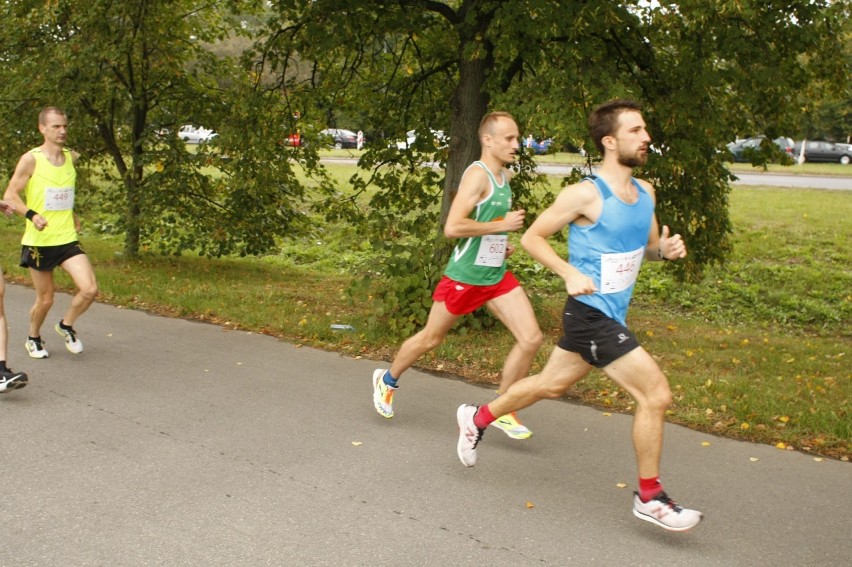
[474,234,508,267]
[600,247,644,294]
[44,186,75,211]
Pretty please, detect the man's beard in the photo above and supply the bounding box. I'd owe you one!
[617,148,647,168]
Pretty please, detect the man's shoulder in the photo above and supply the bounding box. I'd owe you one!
[632,176,654,191]
[19,150,38,166]
[632,177,656,200]
[459,161,491,190]
[563,177,599,197]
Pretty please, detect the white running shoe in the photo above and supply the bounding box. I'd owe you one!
[25,338,49,359]
[55,322,83,354]
[456,404,485,467]
[372,369,396,418]
[632,491,703,531]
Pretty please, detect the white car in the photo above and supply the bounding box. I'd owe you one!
[178,125,217,144]
[396,129,447,150]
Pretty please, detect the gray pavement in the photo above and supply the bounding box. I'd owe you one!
[1,283,849,566]
[531,163,852,190]
[322,157,852,190]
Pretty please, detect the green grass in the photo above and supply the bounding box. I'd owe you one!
[724,161,851,176]
[2,176,848,460]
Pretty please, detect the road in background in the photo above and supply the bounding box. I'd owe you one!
[322,157,852,190]
[1,284,849,566]
[534,163,852,190]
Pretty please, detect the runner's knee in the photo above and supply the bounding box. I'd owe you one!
[514,327,544,354]
[79,282,98,302]
[637,379,672,412]
[411,328,445,352]
[528,328,544,351]
[35,293,54,310]
[530,375,569,400]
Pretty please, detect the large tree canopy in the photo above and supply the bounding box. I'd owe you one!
[0,0,847,332]
[250,0,846,331]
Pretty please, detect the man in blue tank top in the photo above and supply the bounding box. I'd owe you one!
[456,100,703,531]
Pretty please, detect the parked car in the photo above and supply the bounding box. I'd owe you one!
[524,137,554,155]
[561,141,587,156]
[178,125,217,144]
[320,128,359,149]
[285,132,302,147]
[395,129,447,150]
[793,140,851,165]
[726,136,794,163]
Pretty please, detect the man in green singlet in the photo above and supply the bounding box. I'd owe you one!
[4,107,98,359]
[372,112,543,440]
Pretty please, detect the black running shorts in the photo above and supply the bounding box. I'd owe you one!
[20,241,86,272]
[557,296,640,368]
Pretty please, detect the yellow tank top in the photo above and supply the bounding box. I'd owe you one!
[22,148,78,246]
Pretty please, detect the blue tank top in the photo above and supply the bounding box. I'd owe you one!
[568,175,654,326]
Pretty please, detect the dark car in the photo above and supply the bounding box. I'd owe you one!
[726,136,795,163]
[320,128,359,149]
[792,140,851,165]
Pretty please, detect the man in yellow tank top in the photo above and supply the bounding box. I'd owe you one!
[4,107,98,359]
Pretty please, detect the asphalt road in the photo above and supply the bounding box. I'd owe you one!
[1,284,850,566]
[322,157,852,190]
[532,163,852,190]
[725,171,852,190]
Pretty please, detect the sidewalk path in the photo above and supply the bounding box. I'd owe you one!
[1,284,849,566]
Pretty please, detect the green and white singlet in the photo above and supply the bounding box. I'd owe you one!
[443,161,512,286]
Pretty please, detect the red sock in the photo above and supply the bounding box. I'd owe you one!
[473,404,496,429]
[639,477,664,502]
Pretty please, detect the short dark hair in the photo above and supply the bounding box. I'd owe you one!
[39,106,66,125]
[478,111,515,138]
[588,99,642,154]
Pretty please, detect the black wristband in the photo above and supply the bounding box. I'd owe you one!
[25,209,37,221]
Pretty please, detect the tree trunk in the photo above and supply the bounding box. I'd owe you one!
[441,11,493,228]
[124,175,141,258]
[123,147,145,258]
[124,102,148,258]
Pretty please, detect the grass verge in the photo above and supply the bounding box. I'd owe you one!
[0,182,848,460]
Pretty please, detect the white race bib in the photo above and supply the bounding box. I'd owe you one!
[474,234,508,267]
[44,186,75,211]
[600,247,644,294]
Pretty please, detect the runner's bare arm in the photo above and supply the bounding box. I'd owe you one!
[639,181,686,261]
[521,181,598,295]
[3,153,36,216]
[444,166,525,239]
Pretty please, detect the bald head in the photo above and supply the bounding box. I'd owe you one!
[478,111,516,140]
[39,106,66,125]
